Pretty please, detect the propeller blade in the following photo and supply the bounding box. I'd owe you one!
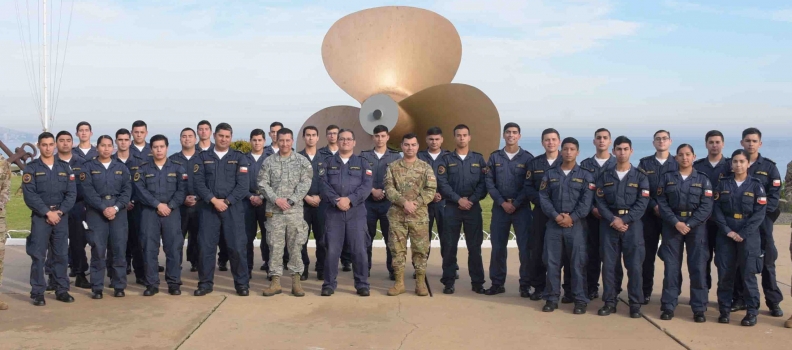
[297,105,375,154]
[322,6,462,103]
[397,83,501,155]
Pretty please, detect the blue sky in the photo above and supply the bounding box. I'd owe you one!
[0,0,790,138]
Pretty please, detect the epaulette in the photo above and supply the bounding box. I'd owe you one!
[139,162,149,167]
[637,167,647,174]
[171,160,182,165]
[696,170,710,177]
[693,158,706,164]
[763,157,776,165]
[388,149,400,153]
[640,155,653,161]
[490,150,500,155]
[580,165,595,173]
[471,151,482,157]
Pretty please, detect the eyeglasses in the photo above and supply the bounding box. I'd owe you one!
[338,138,355,143]
[654,137,670,142]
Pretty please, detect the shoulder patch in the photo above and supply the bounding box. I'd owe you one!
[525,170,531,179]
[438,165,446,175]
[194,164,200,173]
[539,181,547,190]
[79,172,86,181]
[596,188,604,197]
[713,191,720,201]
[22,173,32,183]
[134,173,141,182]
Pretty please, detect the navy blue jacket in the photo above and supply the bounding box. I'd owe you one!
[580,155,617,181]
[80,158,133,212]
[538,164,595,221]
[193,148,250,205]
[655,170,713,229]
[320,154,373,209]
[57,153,86,203]
[264,145,276,157]
[693,157,731,191]
[72,145,98,161]
[299,149,328,197]
[195,142,214,152]
[360,148,402,198]
[712,176,766,236]
[594,165,650,225]
[131,142,153,161]
[245,152,269,199]
[132,159,187,210]
[113,153,145,203]
[638,154,678,211]
[436,150,487,205]
[486,148,533,208]
[524,152,562,206]
[747,154,781,215]
[22,158,77,216]
[169,151,200,199]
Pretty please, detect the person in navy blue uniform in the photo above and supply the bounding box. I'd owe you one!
[193,123,251,297]
[170,127,201,272]
[713,149,767,326]
[693,130,731,292]
[417,127,454,277]
[655,144,713,322]
[244,129,279,279]
[360,125,402,279]
[112,129,147,283]
[594,136,650,318]
[730,128,784,317]
[264,122,282,157]
[318,124,352,272]
[437,124,488,295]
[320,129,373,296]
[538,137,594,314]
[73,121,98,161]
[484,122,533,296]
[133,135,187,296]
[299,126,328,280]
[196,120,214,152]
[524,128,563,300]
[637,130,678,305]
[23,132,77,306]
[80,135,133,299]
[130,120,153,161]
[580,128,622,300]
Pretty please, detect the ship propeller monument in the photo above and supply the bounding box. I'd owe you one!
[298,6,501,154]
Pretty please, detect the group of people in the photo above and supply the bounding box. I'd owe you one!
[0,119,790,328]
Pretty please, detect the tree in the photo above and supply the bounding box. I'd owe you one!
[230,140,251,153]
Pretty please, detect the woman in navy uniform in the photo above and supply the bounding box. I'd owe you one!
[655,144,713,322]
[713,149,767,326]
[80,135,133,299]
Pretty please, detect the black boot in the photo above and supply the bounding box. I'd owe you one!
[143,286,159,296]
[542,301,558,312]
[75,274,91,289]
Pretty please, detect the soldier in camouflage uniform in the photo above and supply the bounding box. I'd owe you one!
[0,154,11,310]
[258,128,313,297]
[384,133,437,296]
[785,160,792,328]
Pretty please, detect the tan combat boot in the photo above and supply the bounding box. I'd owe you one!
[387,271,406,296]
[262,276,282,296]
[0,299,8,310]
[785,315,792,328]
[292,273,305,297]
[415,271,428,296]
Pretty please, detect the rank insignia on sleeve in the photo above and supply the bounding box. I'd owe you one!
[22,173,32,183]
[438,165,446,175]
[319,167,325,176]
[539,181,547,190]
[194,164,199,173]
[596,188,604,197]
[134,173,141,182]
[79,172,86,181]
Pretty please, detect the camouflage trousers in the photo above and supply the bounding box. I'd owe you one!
[0,216,6,288]
[388,215,430,273]
[265,213,308,276]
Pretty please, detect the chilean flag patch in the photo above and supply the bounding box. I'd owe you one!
[239,167,248,173]
[758,197,767,205]
[182,174,188,180]
[365,169,372,176]
[69,174,75,181]
[704,189,712,197]
[773,180,781,187]
[641,189,650,197]
[588,183,596,190]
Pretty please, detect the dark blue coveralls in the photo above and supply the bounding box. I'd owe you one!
[524,153,562,295]
[580,155,623,296]
[417,150,450,263]
[693,156,731,290]
[193,148,251,291]
[59,153,88,277]
[133,159,187,288]
[731,155,783,308]
[437,151,488,288]
[638,155,678,300]
[300,149,328,274]
[594,166,650,308]
[360,149,401,275]
[113,153,145,280]
[485,148,533,290]
[23,159,76,298]
[81,158,133,292]
[243,152,270,276]
[655,170,713,313]
[319,146,352,267]
[538,165,594,303]
[320,154,373,290]
[169,151,201,268]
[713,176,766,316]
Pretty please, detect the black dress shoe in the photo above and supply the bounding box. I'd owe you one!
[56,292,75,303]
[113,289,125,298]
[768,304,784,317]
[642,296,651,305]
[530,291,543,301]
[443,285,455,294]
[588,291,599,300]
[573,303,587,315]
[357,288,370,297]
[46,277,56,291]
[472,285,485,294]
[321,287,334,296]
[561,295,574,304]
[190,265,198,272]
[218,262,228,271]
[260,264,267,271]
[236,288,250,296]
[660,310,674,320]
[158,265,165,272]
[388,272,395,281]
[143,286,159,297]
[32,295,46,306]
[730,300,746,312]
[630,307,642,319]
[484,285,505,296]
[741,314,757,327]
[75,274,92,289]
[168,287,182,296]
[92,291,103,300]
[718,313,730,324]
[693,312,706,323]
[598,305,617,316]
[69,271,77,278]
[301,267,309,281]
[342,263,352,272]
[519,287,531,298]
[194,288,213,296]
[542,301,558,312]
[317,271,324,280]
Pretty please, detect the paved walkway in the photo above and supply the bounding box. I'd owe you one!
[0,227,790,350]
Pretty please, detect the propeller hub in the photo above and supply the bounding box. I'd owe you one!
[359,93,398,135]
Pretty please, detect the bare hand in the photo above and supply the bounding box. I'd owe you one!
[403,201,417,214]
[458,197,473,210]
[184,195,197,207]
[555,214,565,225]
[611,217,628,232]
[675,222,690,235]
[275,198,291,211]
[304,195,320,207]
[501,202,516,214]
[46,211,61,226]
[433,192,442,203]
[127,202,135,211]
[560,213,574,228]
[157,203,172,217]
[212,198,229,212]
[592,208,601,219]
[336,197,351,211]
[653,205,660,217]
[372,189,385,201]
[250,196,263,206]
[103,207,117,219]
[727,231,743,242]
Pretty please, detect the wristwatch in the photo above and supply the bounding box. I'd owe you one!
[113,206,119,212]
[224,199,231,206]
[287,199,295,206]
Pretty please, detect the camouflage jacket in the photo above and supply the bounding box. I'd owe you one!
[384,158,437,221]
[257,151,312,215]
[0,155,10,215]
